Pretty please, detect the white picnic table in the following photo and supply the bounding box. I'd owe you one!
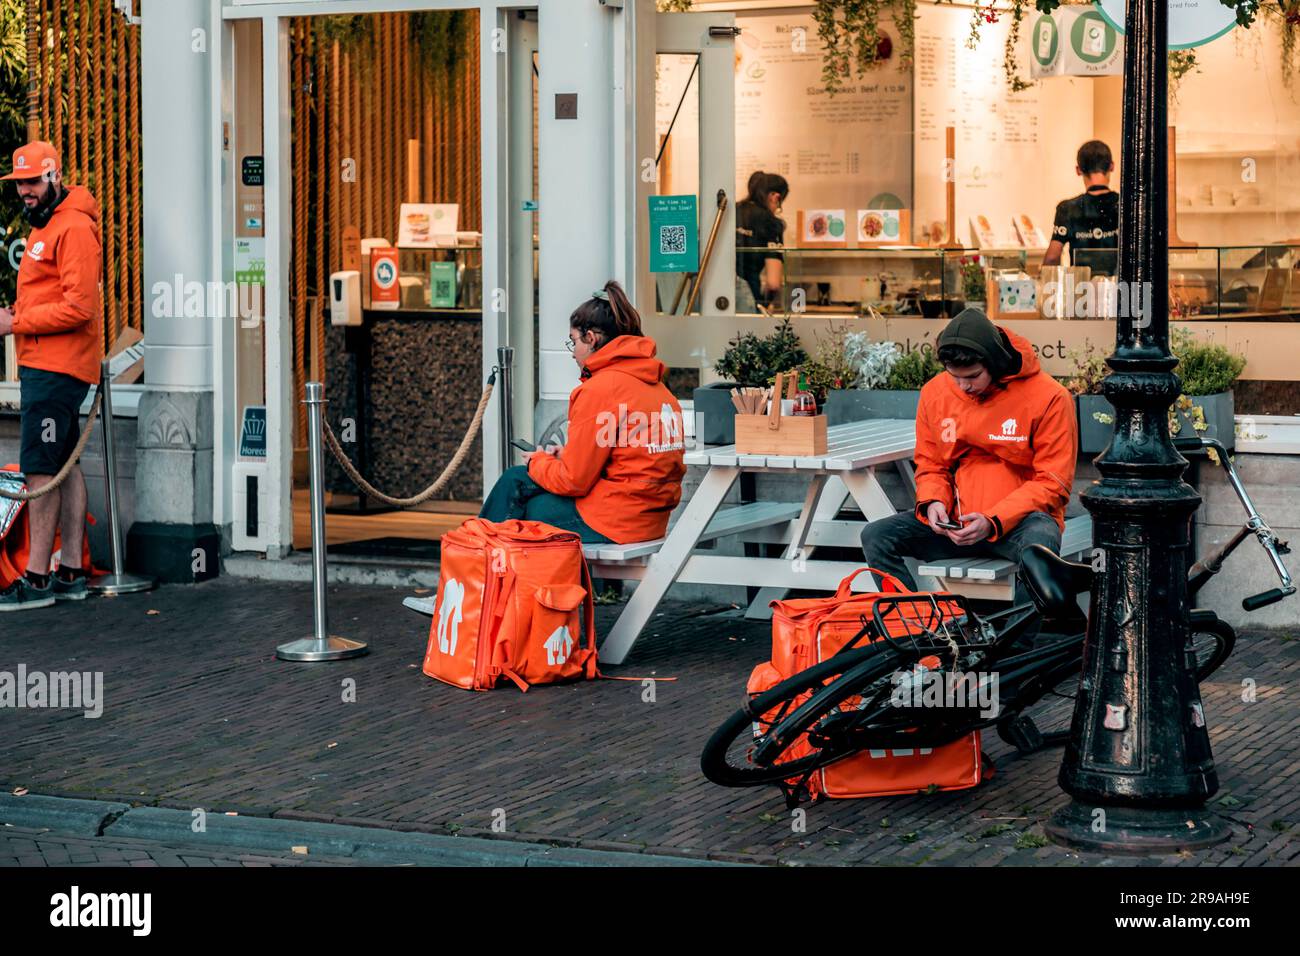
[595,420,917,665]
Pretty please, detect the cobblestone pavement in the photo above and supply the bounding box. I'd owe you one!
[0,824,355,867]
[1,577,1297,866]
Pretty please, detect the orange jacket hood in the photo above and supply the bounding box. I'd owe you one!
[579,334,668,385]
[529,335,685,544]
[913,326,1077,540]
[12,185,104,385]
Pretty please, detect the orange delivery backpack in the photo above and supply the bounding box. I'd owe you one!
[749,567,987,803]
[0,466,95,589]
[422,518,598,692]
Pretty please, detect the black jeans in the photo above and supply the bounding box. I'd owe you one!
[478,465,611,544]
[860,511,1062,607]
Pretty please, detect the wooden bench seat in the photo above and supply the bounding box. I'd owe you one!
[917,514,1093,599]
[580,500,803,565]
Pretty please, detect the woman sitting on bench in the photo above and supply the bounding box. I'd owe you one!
[479,280,687,544]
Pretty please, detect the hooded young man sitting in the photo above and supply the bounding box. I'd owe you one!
[860,308,1078,607]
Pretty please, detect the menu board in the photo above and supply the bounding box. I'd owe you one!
[733,12,913,227]
[913,3,1093,247]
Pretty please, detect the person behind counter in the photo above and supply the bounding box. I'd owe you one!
[479,280,687,544]
[735,171,789,312]
[1041,139,1119,277]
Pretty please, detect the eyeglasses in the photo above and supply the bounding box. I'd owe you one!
[564,336,577,353]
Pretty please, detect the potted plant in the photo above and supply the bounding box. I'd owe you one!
[696,318,808,444]
[825,335,945,424]
[1077,330,1246,456]
[1170,327,1246,452]
[958,255,986,310]
[1063,343,1113,455]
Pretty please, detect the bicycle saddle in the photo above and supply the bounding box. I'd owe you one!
[1020,544,1094,618]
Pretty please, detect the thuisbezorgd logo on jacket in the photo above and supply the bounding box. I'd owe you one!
[595,402,685,454]
[988,417,1027,443]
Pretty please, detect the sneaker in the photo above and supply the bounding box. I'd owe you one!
[0,577,56,612]
[52,572,88,602]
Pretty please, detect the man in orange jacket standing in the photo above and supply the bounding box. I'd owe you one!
[860,308,1078,607]
[0,141,103,611]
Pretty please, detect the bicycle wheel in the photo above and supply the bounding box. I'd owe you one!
[700,644,903,788]
[1189,612,1236,682]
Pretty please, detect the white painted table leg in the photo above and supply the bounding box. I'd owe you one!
[745,473,844,619]
[598,465,738,665]
[839,467,904,592]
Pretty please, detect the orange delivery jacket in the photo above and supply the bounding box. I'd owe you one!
[912,327,1078,541]
[11,185,104,385]
[528,335,687,544]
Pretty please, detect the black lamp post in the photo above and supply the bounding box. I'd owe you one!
[1044,0,1230,852]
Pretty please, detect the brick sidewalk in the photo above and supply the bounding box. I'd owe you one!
[0,825,356,867]
[1,578,1297,866]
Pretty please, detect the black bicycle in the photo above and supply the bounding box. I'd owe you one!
[701,434,1294,802]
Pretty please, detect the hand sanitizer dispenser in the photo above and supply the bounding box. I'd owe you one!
[329,270,362,326]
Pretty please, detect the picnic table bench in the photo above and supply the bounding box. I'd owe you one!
[595,420,917,665]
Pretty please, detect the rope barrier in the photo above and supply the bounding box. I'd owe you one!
[0,388,103,501]
[322,376,495,508]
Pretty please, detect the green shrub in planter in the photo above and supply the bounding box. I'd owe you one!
[698,319,808,444]
[826,345,944,424]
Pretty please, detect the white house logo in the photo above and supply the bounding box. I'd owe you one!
[436,578,466,655]
[988,417,1027,443]
[15,154,27,170]
[373,260,397,289]
[543,625,574,666]
[28,240,46,261]
[660,403,681,442]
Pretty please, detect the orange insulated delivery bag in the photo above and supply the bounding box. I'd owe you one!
[422,518,598,692]
[751,567,985,802]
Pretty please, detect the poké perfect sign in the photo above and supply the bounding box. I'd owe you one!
[1093,0,1239,49]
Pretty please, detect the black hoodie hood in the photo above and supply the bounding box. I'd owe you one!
[936,307,1023,381]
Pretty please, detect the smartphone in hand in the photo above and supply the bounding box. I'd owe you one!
[510,438,537,453]
[933,517,964,531]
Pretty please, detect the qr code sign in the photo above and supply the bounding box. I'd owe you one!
[434,280,452,298]
[659,224,687,256]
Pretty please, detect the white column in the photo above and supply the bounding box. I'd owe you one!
[262,15,293,554]
[480,2,509,481]
[141,0,213,388]
[537,2,615,400]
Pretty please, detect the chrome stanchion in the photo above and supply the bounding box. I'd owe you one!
[497,345,514,467]
[88,359,154,595]
[276,381,368,662]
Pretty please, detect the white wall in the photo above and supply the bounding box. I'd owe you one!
[537,4,617,400]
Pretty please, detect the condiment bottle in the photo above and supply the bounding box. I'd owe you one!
[793,374,817,417]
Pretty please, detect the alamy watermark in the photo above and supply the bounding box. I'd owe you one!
[1041,276,1153,325]
[890,664,999,719]
[0,665,103,718]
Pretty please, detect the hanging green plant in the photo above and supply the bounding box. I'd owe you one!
[315,14,372,50]
[411,10,472,87]
[813,0,917,94]
[1167,48,1199,100]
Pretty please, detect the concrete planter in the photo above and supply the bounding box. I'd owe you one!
[1076,394,1115,455]
[826,389,922,425]
[693,383,743,445]
[1076,391,1235,455]
[1180,391,1236,453]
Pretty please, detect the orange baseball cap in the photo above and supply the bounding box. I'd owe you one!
[2,141,60,181]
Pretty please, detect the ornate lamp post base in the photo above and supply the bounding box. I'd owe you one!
[1046,802,1231,854]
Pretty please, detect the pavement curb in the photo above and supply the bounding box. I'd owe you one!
[4,795,741,867]
[0,793,131,837]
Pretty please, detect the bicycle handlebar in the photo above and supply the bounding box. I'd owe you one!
[1243,587,1295,612]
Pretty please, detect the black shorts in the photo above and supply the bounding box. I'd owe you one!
[19,367,91,476]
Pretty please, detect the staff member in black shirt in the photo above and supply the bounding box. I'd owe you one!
[735,172,788,310]
[1042,140,1119,277]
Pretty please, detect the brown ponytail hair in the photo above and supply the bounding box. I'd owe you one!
[570,279,643,349]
